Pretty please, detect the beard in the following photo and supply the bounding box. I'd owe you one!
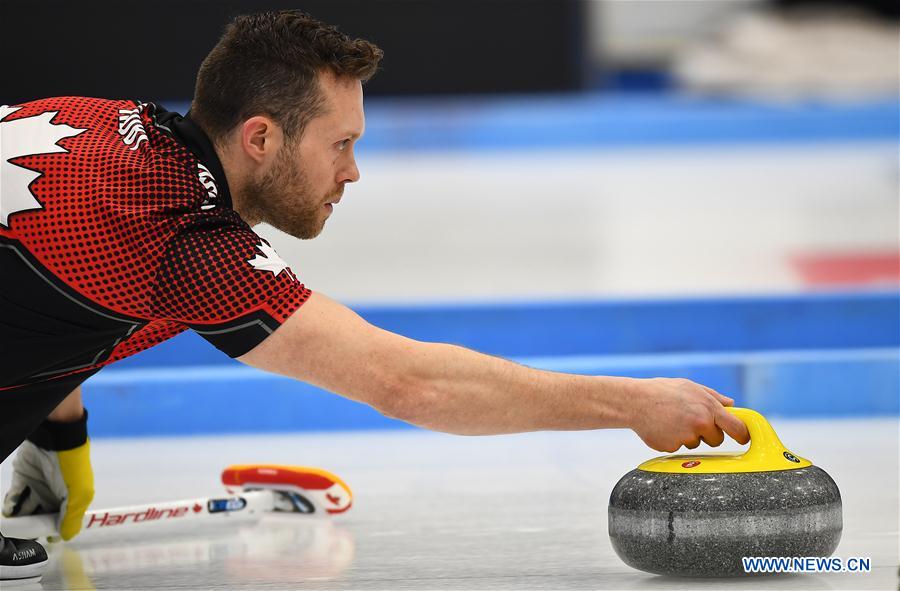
[240,145,342,240]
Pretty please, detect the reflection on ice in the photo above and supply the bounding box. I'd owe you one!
[43,516,354,589]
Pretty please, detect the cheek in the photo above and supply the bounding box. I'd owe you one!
[314,154,340,185]
[289,146,336,191]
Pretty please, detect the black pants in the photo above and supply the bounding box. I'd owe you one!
[0,369,99,463]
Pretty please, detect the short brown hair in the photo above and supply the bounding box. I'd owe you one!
[191,10,382,143]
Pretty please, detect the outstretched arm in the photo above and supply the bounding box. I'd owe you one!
[238,292,749,451]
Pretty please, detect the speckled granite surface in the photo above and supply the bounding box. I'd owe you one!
[608,466,842,577]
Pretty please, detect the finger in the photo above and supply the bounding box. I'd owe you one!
[703,386,734,407]
[60,498,92,541]
[59,480,94,540]
[57,444,95,540]
[59,473,95,540]
[2,485,40,517]
[715,407,750,444]
[649,438,680,454]
[1,488,21,516]
[698,423,726,447]
[684,438,701,450]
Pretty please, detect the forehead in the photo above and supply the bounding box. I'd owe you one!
[312,70,365,133]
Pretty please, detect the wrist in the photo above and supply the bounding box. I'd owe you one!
[596,375,640,429]
[28,409,89,451]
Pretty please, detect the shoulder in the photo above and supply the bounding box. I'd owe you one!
[2,96,146,136]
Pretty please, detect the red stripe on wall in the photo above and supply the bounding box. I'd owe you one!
[792,252,900,286]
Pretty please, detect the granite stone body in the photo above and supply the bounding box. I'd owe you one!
[608,466,842,577]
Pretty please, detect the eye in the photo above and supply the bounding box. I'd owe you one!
[337,139,351,151]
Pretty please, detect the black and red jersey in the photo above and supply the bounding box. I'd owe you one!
[0,97,311,390]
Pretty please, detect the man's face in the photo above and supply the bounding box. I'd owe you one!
[245,71,365,239]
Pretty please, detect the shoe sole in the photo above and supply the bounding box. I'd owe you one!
[0,557,49,581]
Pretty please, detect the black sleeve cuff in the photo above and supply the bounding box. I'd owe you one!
[27,409,89,451]
[190,309,286,358]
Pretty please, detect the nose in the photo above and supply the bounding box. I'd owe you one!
[340,154,360,184]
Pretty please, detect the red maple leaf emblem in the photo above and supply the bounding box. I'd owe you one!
[192,503,203,513]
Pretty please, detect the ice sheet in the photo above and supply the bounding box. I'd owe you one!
[3,418,895,590]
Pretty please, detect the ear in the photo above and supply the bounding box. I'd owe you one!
[239,116,284,164]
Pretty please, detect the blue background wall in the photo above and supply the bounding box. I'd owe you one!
[87,291,899,437]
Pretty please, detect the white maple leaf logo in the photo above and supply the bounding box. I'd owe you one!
[248,240,292,277]
[0,106,86,228]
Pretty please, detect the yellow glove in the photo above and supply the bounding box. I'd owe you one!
[2,411,94,540]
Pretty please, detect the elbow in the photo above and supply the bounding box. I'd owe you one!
[373,377,482,435]
[371,374,440,429]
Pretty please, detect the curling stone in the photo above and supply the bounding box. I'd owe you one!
[608,407,842,577]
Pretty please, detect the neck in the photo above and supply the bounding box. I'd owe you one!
[214,140,263,227]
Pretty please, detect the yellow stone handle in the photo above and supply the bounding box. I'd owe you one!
[725,407,808,467]
[638,406,812,473]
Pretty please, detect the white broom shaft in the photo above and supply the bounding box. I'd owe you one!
[0,490,275,539]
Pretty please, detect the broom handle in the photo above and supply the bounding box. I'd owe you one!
[0,489,276,540]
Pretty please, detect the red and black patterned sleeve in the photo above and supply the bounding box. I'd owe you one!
[151,217,311,357]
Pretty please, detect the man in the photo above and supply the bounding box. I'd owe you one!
[0,10,749,581]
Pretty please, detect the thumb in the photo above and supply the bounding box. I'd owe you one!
[57,442,95,541]
[715,408,750,445]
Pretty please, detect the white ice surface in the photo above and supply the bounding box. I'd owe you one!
[2,418,896,590]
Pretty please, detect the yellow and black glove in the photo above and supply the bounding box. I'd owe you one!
[2,410,94,541]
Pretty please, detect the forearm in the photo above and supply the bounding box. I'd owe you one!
[393,341,634,435]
